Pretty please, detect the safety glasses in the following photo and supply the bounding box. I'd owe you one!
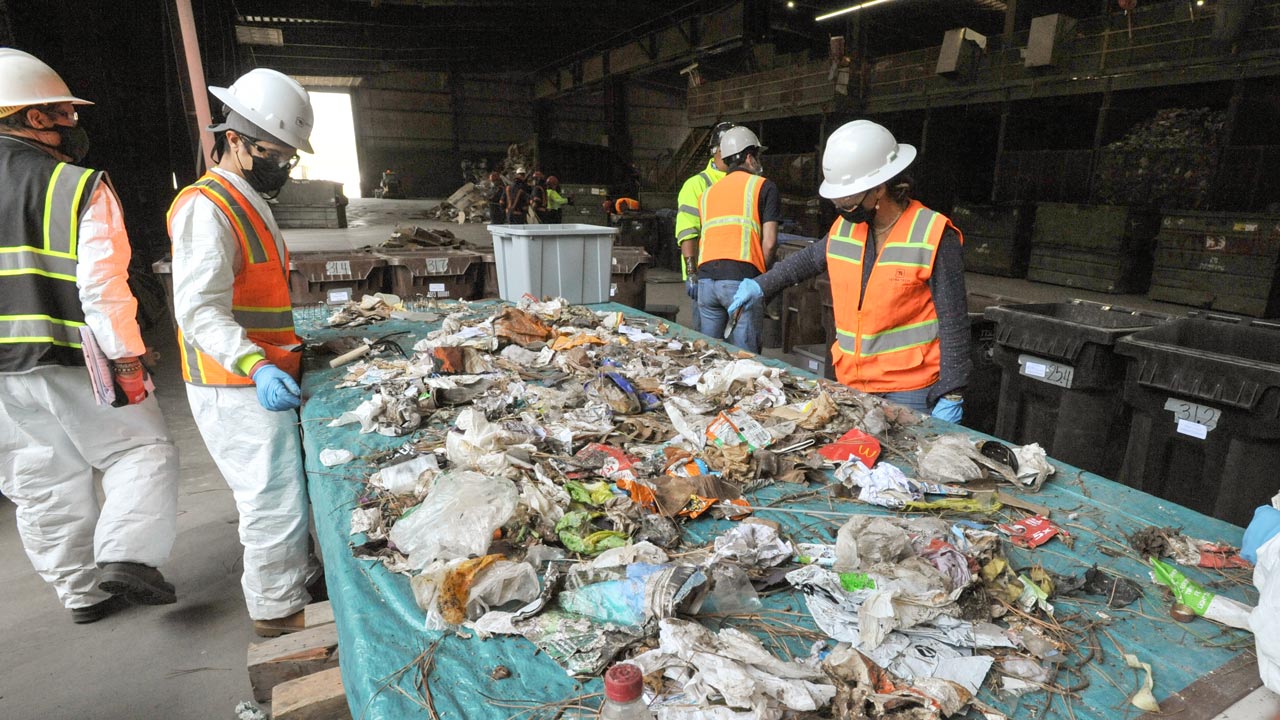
[238,133,299,170]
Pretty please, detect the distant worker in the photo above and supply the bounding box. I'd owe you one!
[375,169,401,199]
[485,171,504,223]
[691,126,779,353]
[0,48,179,623]
[728,120,969,421]
[168,68,322,637]
[529,170,547,222]
[502,167,531,224]
[675,121,736,332]
[544,175,568,223]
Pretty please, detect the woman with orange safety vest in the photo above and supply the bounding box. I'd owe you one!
[728,120,969,421]
[168,69,322,637]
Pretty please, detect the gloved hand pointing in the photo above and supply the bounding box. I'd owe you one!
[251,362,301,411]
[726,278,763,316]
[931,396,964,423]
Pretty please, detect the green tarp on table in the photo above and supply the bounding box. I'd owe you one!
[297,302,1258,719]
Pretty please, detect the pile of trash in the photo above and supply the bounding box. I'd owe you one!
[426,181,496,224]
[1093,107,1226,209]
[315,298,1254,719]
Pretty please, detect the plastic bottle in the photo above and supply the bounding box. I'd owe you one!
[601,663,653,719]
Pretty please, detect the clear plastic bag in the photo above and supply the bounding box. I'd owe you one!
[388,471,518,570]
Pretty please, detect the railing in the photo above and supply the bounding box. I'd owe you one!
[687,61,848,123]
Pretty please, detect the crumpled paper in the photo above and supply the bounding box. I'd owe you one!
[696,359,776,396]
[836,461,921,509]
[710,523,794,568]
[630,618,836,716]
[1013,442,1054,490]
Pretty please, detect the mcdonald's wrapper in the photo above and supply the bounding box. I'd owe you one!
[819,427,882,466]
[996,515,1066,549]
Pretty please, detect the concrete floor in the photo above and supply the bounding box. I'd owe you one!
[1,198,1276,719]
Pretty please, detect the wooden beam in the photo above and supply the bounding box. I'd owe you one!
[248,623,339,704]
[272,666,350,720]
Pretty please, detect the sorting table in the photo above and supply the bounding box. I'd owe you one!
[297,301,1260,720]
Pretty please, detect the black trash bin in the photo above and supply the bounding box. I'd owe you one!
[985,300,1167,477]
[964,313,1000,436]
[1116,314,1280,526]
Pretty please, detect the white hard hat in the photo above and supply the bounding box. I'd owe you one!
[720,126,766,159]
[209,69,314,153]
[0,48,92,118]
[818,120,916,199]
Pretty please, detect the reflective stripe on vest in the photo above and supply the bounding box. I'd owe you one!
[697,173,764,270]
[837,317,939,356]
[0,314,85,347]
[168,173,300,386]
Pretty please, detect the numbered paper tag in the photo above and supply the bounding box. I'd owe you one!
[324,260,352,277]
[1164,398,1221,432]
[1018,354,1074,388]
[610,283,618,297]
[326,288,352,305]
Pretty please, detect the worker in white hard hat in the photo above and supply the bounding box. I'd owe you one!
[167,68,321,637]
[691,126,780,353]
[675,120,736,332]
[729,119,970,421]
[502,167,532,223]
[0,48,180,623]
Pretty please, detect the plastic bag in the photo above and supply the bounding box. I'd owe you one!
[388,471,518,571]
[468,560,541,617]
[701,564,762,614]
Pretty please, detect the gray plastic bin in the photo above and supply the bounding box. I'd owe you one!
[488,224,617,304]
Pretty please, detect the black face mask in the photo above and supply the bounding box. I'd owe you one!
[838,205,874,224]
[242,155,293,194]
[56,125,90,163]
[27,124,90,163]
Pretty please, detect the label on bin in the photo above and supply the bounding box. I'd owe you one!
[428,283,447,294]
[325,260,352,277]
[1176,419,1209,440]
[326,288,352,305]
[1018,354,1074,388]
[1164,398,1221,432]
[610,283,618,297]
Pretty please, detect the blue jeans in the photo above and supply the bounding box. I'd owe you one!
[878,387,932,413]
[697,278,763,353]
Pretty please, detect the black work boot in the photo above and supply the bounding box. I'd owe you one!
[71,595,128,624]
[98,562,177,605]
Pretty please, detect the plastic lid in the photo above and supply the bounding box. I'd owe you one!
[604,663,644,703]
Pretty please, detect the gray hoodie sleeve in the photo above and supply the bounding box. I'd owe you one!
[754,235,828,298]
[927,227,970,404]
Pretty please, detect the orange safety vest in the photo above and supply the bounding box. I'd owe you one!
[166,172,301,386]
[697,171,767,273]
[826,201,960,393]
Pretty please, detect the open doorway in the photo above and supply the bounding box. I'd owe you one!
[294,91,362,199]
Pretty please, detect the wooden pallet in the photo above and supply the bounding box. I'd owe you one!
[247,601,351,720]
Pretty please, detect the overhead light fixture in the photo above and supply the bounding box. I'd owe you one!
[787,0,796,8]
[815,0,895,22]
[1196,0,1205,5]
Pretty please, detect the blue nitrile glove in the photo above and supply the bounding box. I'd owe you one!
[931,396,964,423]
[1243,505,1280,564]
[686,276,698,300]
[726,278,763,315]
[251,363,301,411]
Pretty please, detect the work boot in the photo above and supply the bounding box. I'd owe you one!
[71,595,128,624]
[98,562,177,605]
[253,609,306,638]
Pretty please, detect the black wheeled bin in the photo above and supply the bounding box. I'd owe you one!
[1116,314,1280,526]
[985,300,1167,477]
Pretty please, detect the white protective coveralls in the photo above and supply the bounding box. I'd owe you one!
[0,179,179,610]
[1252,532,1280,693]
[169,167,316,621]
